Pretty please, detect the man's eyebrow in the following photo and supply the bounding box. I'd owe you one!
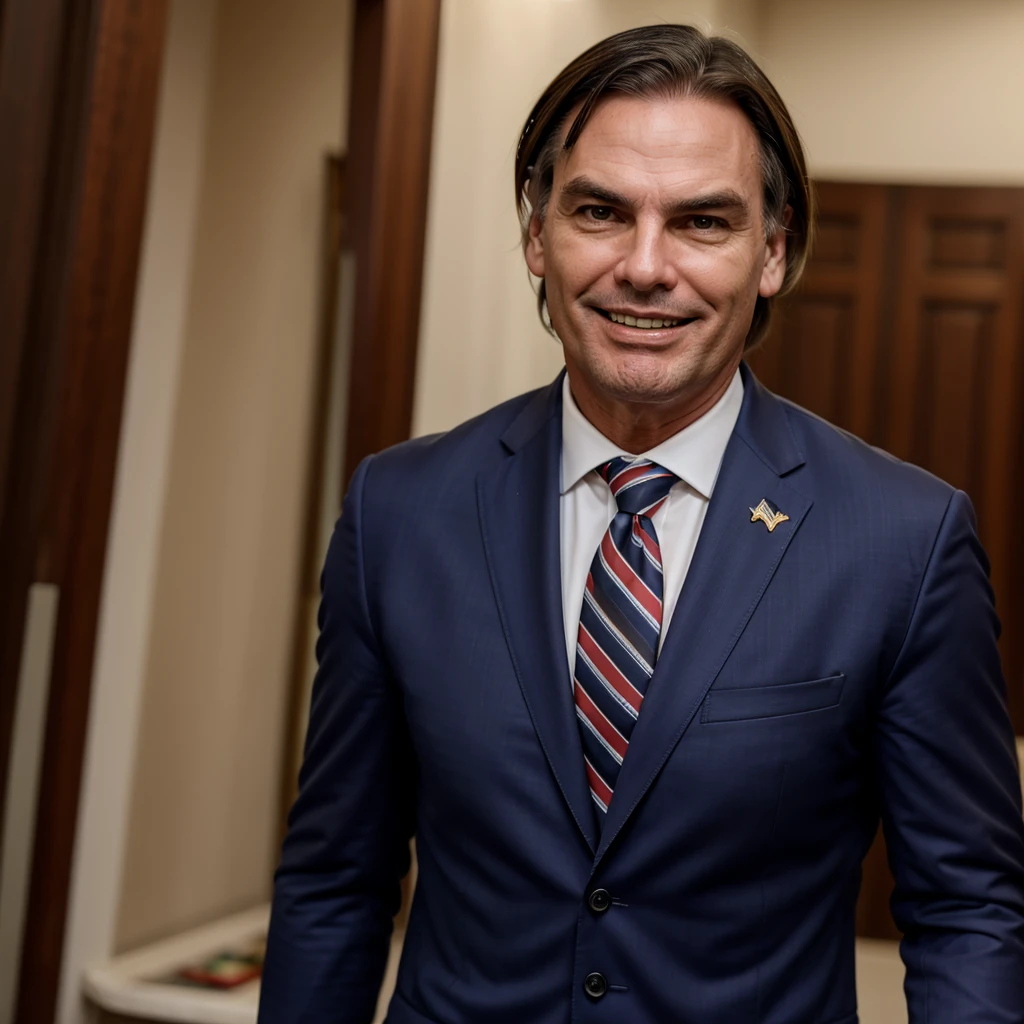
[559,177,750,218]
[669,189,750,217]
[559,176,633,209]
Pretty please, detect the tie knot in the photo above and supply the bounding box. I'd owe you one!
[599,457,678,516]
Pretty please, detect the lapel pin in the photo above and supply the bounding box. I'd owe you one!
[749,498,790,533]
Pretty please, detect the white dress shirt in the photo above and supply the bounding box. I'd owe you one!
[560,369,744,676]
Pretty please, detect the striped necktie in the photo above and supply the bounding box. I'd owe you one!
[574,457,679,825]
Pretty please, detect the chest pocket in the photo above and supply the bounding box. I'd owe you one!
[701,673,844,724]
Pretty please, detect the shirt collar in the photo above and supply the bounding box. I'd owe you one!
[560,368,744,499]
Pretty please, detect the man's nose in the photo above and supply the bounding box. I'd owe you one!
[614,220,679,293]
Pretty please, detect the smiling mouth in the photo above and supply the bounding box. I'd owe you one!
[597,309,696,330]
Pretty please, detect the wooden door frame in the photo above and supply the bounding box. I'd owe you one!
[342,0,443,483]
[0,2,169,1022]
[279,0,443,836]
[0,0,90,859]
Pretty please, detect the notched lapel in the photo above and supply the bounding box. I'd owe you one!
[595,376,812,862]
[476,380,597,853]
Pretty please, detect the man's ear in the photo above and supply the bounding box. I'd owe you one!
[758,204,790,298]
[525,211,546,278]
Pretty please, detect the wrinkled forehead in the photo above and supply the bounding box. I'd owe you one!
[554,92,763,193]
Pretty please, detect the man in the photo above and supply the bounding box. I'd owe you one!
[260,25,1024,1023]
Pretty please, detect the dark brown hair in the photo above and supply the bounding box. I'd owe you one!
[514,24,814,349]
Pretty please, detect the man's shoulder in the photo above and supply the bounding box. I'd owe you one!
[770,390,957,520]
[357,381,553,496]
[760,393,970,589]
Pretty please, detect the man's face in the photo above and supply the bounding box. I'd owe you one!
[525,92,787,422]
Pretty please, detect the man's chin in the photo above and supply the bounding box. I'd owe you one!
[588,363,697,407]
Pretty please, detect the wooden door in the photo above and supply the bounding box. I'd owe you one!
[749,181,1024,940]
[752,182,890,445]
[0,2,167,1020]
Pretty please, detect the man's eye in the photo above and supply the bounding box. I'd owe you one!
[691,215,720,230]
[584,206,613,221]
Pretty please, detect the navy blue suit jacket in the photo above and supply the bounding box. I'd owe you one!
[260,366,1024,1023]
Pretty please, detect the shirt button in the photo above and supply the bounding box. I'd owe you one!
[588,888,611,913]
[584,972,607,999]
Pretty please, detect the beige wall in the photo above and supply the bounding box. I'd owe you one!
[59,0,351,1008]
[57,2,219,1020]
[111,0,351,952]
[412,0,760,438]
[761,0,1024,183]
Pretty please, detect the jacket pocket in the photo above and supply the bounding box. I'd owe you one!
[701,673,845,723]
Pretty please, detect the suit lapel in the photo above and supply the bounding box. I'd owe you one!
[595,368,813,863]
[477,375,598,853]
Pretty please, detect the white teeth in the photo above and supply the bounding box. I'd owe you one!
[607,311,684,329]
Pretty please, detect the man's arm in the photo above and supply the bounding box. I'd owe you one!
[876,489,1024,1022]
[259,456,416,1024]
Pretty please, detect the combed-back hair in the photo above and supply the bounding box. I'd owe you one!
[514,24,814,349]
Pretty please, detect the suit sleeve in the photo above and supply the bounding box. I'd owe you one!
[259,455,416,1024]
[876,489,1024,1022]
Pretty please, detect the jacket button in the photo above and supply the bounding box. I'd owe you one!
[588,888,611,913]
[584,972,607,999]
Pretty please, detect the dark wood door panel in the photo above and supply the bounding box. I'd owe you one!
[766,297,854,429]
[927,216,1008,269]
[904,301,995,498]
[751,182,889,444]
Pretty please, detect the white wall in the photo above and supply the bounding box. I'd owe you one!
[412,0,760,438]
[761,0,1024,184]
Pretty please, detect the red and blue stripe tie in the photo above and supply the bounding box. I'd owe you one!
[574,457,679,826]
